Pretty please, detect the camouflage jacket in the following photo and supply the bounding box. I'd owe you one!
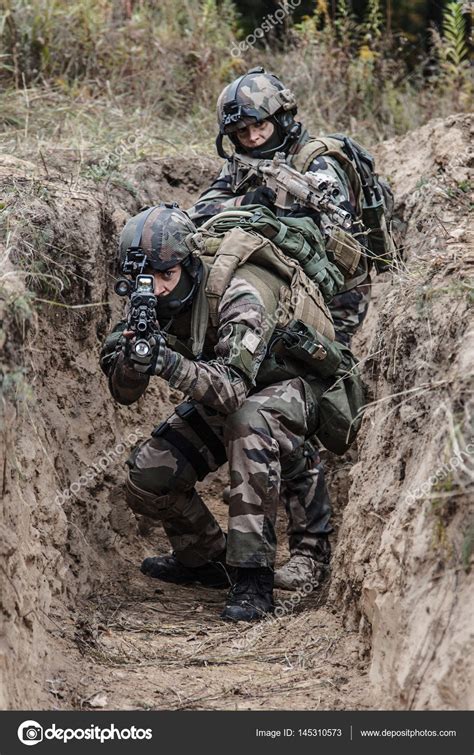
[108,263,292,414]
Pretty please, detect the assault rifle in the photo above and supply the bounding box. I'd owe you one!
[232,151,353,230]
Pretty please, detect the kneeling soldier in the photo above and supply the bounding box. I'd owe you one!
[100,204,363,621]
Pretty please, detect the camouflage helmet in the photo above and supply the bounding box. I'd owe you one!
[119,204,196,274]
[216,67,299,158]
[217,67,297,135]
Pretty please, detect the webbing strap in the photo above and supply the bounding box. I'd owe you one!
[291,139,329,175]
[152,423,210,480]
[294,240,331,285]
[176,402,227,467]
[131,206,156,250]
[273,223,289,246]
[307,254,330,278]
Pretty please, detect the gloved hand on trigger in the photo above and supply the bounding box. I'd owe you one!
[241,186,276,210]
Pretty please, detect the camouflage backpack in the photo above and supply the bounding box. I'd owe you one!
[291,134,396,273]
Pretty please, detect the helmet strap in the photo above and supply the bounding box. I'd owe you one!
[216,132,231,159]
[130,206,155,251]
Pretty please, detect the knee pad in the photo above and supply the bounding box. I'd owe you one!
[125,473,174,520]
[127,435,192,497]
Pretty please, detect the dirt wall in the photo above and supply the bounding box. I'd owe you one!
[0,154,217,708]
[331,113,474,709]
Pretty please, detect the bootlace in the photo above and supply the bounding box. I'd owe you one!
[284,555,313,576]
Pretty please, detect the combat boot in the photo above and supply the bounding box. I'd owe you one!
[141,551,232,589]
[274,554,328,591]
[221,567,274,621]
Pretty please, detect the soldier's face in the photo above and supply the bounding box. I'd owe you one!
[148,265,182,296]
[235,119,275,149]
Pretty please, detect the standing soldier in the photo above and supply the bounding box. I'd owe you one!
[187,67,394,589]
[100,204,364,621]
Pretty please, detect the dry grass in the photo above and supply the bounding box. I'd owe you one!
[1,0,471,161]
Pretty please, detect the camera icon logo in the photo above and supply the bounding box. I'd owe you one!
[17,720,44,746]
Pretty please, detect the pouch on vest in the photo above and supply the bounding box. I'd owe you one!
[312,344,366,455]
[269,320,342,379]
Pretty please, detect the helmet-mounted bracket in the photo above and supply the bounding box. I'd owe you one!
[120,249,148,277]
[221,101,261,133]
[222,101,244,129]
[278,88,298,111]
[119,205,156,276]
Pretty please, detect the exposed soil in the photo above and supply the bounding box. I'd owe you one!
[45,507,370,712]
[1,113,472,711]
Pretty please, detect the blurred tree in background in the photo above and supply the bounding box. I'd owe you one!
[235,1,448,44]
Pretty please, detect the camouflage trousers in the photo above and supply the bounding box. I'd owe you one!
[125,377,332,569]
[329,275,372,346]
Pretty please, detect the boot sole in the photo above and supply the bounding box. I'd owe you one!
[141,569,229,589]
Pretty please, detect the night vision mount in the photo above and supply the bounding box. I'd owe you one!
[114,249,148,297]
[120,249,148,276]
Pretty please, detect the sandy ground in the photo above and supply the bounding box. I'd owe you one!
[46,496,373,711]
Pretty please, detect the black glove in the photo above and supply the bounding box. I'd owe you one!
[99,321,127,376]
[128,332,168,376]
[241,186,276,210]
